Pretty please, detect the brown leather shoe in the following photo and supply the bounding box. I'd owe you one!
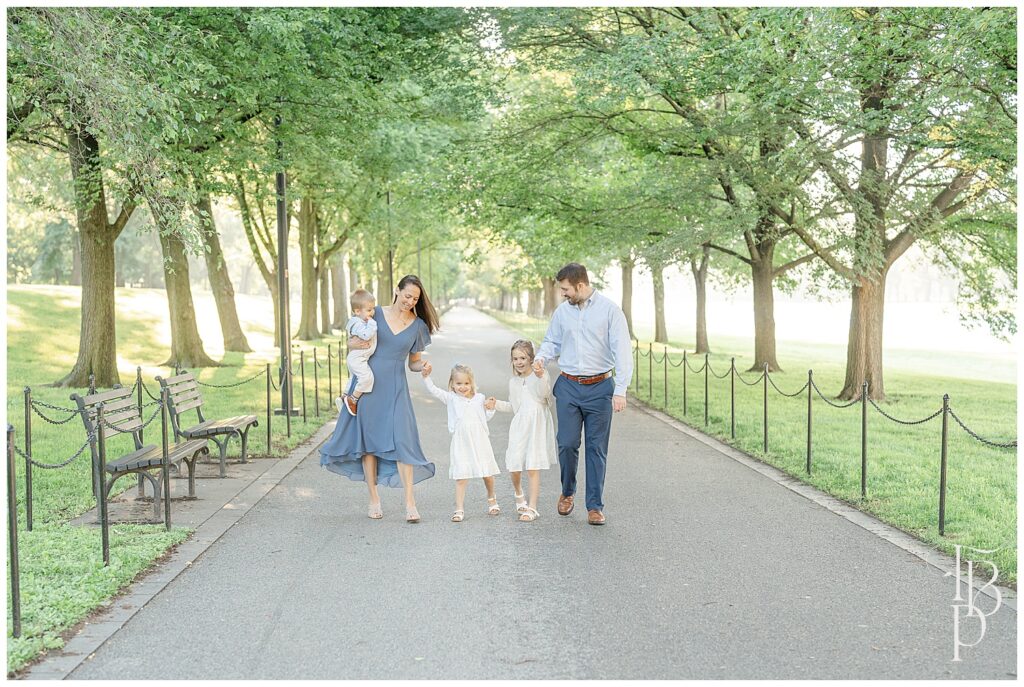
[343,394,358,416]
[587,509,606,526]
[557,494,574,516]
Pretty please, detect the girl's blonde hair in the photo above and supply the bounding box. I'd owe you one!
[510,339,536,376]
[448,363,477,396]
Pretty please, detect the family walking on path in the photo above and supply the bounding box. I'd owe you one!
[319,263,633,526]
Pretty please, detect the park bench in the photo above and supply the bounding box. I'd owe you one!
[156,370,259,478]
[71,385,209,523]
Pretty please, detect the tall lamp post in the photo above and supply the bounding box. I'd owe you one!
[275,112,298,417]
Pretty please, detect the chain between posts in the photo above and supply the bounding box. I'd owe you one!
[947,407,1017,448]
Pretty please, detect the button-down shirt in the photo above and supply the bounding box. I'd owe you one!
[537,289,633,396]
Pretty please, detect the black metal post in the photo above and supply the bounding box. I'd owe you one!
[648,343,653,400]
[704,353,709,427]
[23,387,32,531]
[97,404,110,566]
[730,358,735,439]
[313,348,320,418]
[861,381,868,498]
[285,356,292,438]
[386,189,394,295]
[682,351,688,415]
[89,374,96,395]
[136,366,144,443]
[327,344,333,401]
[137,367,145,496]
[275,111,293,416]
[806,370,813,475]
[762,363,768,454]
[633,341,639,392]
[301,351,307,424]
[266,363,272,454]
[7,425,22,638]
[663,346,668,408]
[939,394,949,535]
[160,387,171,530]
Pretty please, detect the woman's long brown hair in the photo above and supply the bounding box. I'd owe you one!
[394,274,439,333]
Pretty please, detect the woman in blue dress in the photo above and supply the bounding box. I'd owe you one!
[320,274,439,522]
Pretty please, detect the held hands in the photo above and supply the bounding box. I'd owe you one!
[421,361,432,378]
[613,395,626,413]
[484,397,497,411]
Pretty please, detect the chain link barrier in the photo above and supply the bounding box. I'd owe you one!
[867,398,943,426]
[15,435,94,470]
[735,368,766,387]
[767,373,810,398]
[706,359,732,379]
[192,368,267,389]
[98,405,164,434]
[28,400,81,425]
[684,356,707,374]
[948,407,1017,449]
[809,378,860,408]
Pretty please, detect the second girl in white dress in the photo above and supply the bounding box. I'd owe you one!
[489,340,555,522]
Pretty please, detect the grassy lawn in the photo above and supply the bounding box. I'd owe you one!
[6,284,347,674]
[482,307,1018,586]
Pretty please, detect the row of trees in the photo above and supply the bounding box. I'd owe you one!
[462,7,1015,399]
[8,8,485,386]
[7,8,1015,401]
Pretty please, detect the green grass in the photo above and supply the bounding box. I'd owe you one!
[6,284,347,674]
[482,307,1018,586]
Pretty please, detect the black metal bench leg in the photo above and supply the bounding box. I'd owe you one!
[138,473,145,497]
[213,437,228,478]
[239,429,250,464]
[151,473,163,523]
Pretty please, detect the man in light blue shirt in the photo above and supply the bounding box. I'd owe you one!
[535,263,633,525]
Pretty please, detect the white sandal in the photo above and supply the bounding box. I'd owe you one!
[451,509,465,523]
[487,497,501,515]
[519,507,540,522]
[513,492,527,512]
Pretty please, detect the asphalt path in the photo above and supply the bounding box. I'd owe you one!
[69,306,1016,679]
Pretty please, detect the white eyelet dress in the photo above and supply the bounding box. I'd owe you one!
[494,372,556,472]
[422,377,501,480]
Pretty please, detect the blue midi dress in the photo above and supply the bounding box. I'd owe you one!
[319,306,436,487]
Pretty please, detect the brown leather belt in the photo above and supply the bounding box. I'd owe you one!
[560,371,612,385]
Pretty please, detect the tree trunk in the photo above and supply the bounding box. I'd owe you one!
[527,287,543,317]
[376,257,390,305]
[70,231,82,286]
[295,198,319,340]
[621,254,635,339]
[56,123,122,388]
[319,267,331,336]
[348,254,358,292]
[196,192,251,352]
[158,229,219,368]
[332,254,348,328]
[839,274,887,401]
[542,277,558,316]
[750,254,781,372]
[691,246,710,354]
[651,262,668,344]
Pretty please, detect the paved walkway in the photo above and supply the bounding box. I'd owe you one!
[61,307,1015,679]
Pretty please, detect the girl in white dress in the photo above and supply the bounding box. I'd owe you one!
[488,340,555,522]
[421,362,502,522]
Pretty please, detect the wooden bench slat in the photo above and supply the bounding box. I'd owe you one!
[182,415,258,437]
[103,439,207,473]
[101,408,142,427]
[175,398,203,414]
[80,386,134,406]
[163,372,195,385]
[96,396,138,414]
[167,380,198,394]
[170,388,202,404]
